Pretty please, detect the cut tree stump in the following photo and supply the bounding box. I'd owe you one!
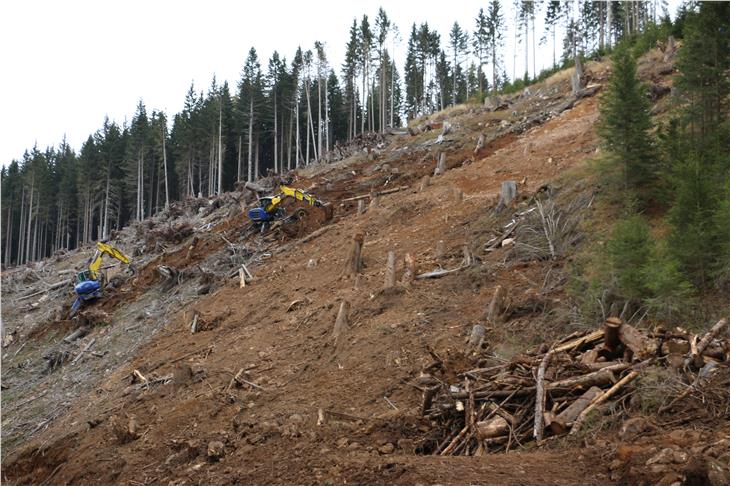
[419,175,430,192]
[474,134,484,154]
[384,251,396,289]
[604,317,622,353]
[433,153,446,176]
[402,253,417,285]
[435,240,446,259]
[332,301,350,341]
[345,232,365,276]
[486,285,505,323]
[467,324,486,351]
[357,199,366,214]
[496,181,517,211]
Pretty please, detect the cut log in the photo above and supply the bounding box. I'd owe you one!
[341,186,410,203]
[534,350,553,440]
[549,364,627,390]
[570,371,639,435]
[476,416,509,440]
[618,322,656,361]
[604,317,622,353]
[402,253,417,285]
[553,329,605,353]
[433,153,446,176]
[384,250,396,289]
[486,285,505,323]
[549,386,602,435]
[63,326,90,344]
[345,232,364,276]
[244,181,272,193]
[332,301,350,341]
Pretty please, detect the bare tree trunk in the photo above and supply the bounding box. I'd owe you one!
[162,122,169,208]
[295,100,301,168]
[17,186,25,264]
[4,202,13,265]
[607,1,612,49]
[273,92,278,173]
[25,177,34,263]
[103,167,110,239]
[254,135,260,181]
[390,60,395,128]
[317,72,322,162]
[325,75,329,158]
[248,97,254,182]
[237,135,242,181]
[306,78,317,163]
[217,99,223,194]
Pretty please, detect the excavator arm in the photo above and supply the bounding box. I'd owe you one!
[88,242,130,279]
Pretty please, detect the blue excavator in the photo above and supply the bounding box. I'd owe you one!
[247,185,331,229]
[70,241,131,316]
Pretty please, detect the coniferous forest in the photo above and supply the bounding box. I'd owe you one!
[0,2,687,266]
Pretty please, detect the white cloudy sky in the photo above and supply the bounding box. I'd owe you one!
[0,0,677,165]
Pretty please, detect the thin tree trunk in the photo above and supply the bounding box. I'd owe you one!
[103,167,110,239]
[248,96,254,182]
[324,75,329,157]
[273,92,278,173]
[25,177,34,263]
[237,135,242,181]
[162,122,169,208]
[254,135,260,180]
[17,187,25,264]
[295,98,301,168]
[217,99,223,194]
[317,72,322,162]
[4,202,13,265]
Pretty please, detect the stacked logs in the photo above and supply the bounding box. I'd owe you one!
[419,317,728,456]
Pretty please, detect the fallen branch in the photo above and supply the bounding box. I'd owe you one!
[71,338,96,364]
[533,350,553,441]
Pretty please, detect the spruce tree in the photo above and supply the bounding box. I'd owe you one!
[597,44,655,202]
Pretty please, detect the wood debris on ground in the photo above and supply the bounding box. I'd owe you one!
[417,317,728,456]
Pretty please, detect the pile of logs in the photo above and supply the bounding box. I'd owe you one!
[419,317,728,456]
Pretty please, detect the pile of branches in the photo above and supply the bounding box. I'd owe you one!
[417,317,728,456]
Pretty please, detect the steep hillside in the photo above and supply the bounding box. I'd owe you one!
[2,47,728,486]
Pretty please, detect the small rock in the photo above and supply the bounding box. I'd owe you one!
[207,440,225,461]
[619,417,650,440]
[336,437,349,449]
[378,443,395,454]
[289,414,305,425]
[347,442,362,450]
[501,238,514,247]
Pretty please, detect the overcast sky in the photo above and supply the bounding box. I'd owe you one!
[1,1,678,166]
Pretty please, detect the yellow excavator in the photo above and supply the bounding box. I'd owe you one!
[70,241,131,316]
[247,185,331,229]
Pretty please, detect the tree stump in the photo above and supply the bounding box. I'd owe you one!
[433,153,446,176]
[402,253,417,285]
[357,199,366,214]
[467,324,486,350]
[419,175,430,192]
[384,250,396,289]
[345,232,364,276]
[474,134,484,154]
[453,187,463,202]
[486,285,505,323]
[496,181,517,211]
[369,196,380,209]
[333,301,350,341]
[604,317,622,353]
